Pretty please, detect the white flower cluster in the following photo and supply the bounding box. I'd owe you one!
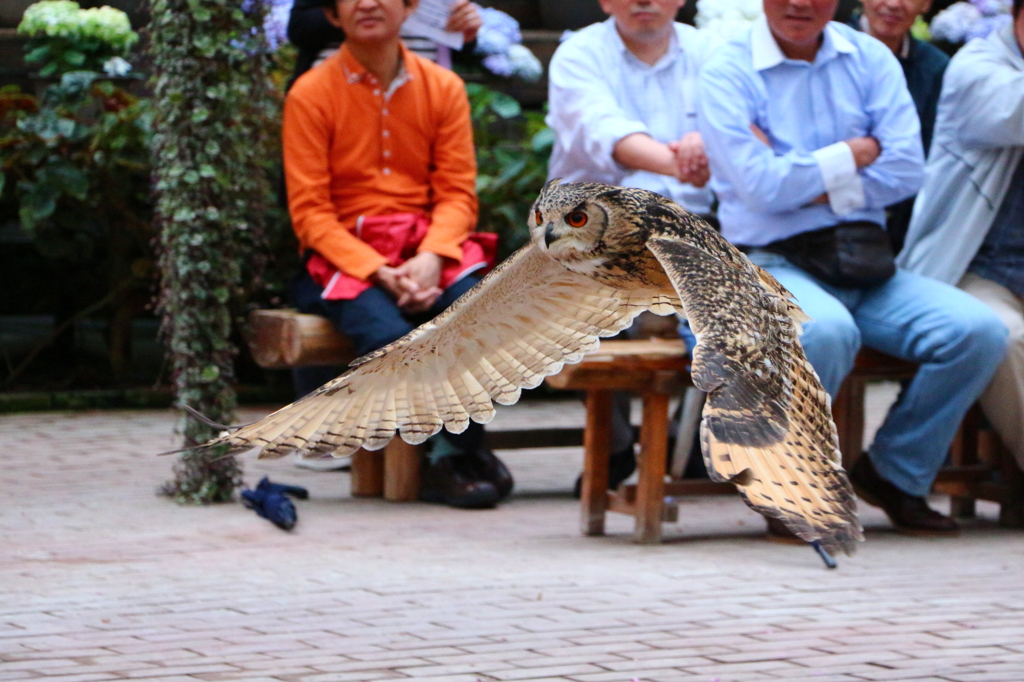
[695,0,763,40]
[19,0,137,51]
[475,7,543,81]
[930,0,1012,43]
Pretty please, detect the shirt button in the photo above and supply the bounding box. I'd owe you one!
[373,89,380,96]
[383,150,391,158]
[382,108,388,116]
[383,167,391,175]
[382,130,390,138]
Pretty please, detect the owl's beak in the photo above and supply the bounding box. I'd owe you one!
[544,223,559,248]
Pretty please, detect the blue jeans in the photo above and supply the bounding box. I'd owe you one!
[288,270,484,454]
[745,251,1007,496]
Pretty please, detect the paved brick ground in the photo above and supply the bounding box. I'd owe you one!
[2,390,1024,682]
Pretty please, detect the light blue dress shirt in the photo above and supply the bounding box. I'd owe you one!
[697,16,924,246]
[546,18,721,215]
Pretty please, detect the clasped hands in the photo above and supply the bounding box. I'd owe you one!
[668,131,711,188]
[372,251,444,314]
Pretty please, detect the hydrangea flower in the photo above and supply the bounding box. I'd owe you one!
[973,0,1011,16]
[476,7,521,55]
[482,53,512,77]
[930,0,1011,43]
[19,1,137,51]
[263,0,293,52]
[102,55,131,76]
[506,44,542,81]
[474,6,542,81]
[965,11,1012,39]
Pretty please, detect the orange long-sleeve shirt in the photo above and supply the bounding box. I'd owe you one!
[283,43,478,281]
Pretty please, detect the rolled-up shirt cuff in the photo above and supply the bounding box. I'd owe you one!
[812,141,865,215]
[596,121,649,171]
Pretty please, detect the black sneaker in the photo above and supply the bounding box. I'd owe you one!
[420,453,500,509]
[470,449,514,500]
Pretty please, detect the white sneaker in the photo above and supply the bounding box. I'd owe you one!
[294,454,352,471]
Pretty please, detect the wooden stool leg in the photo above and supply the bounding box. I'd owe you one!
[948,406,981,518]
[384,438,421,501]
[581,389,613,536]
[999,444,1024,528]
[634,392,670,544]
[948,418,977,518]
[351,449,384,497]
[833,377,865,471]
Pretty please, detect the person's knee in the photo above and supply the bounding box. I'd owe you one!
[802,309,861,361]
[798,309,859,396]
[1003,316,1024,359]
[957,305,1008,363]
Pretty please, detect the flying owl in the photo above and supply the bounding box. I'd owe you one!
[196,182,862,555]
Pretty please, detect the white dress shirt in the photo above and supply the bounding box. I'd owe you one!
[546,18,721,215]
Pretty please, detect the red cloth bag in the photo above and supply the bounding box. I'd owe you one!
[306,213,498,301]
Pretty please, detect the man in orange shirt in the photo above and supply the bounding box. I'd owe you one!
[283,0,512,509]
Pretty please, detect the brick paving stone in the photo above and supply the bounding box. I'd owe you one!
[292,672,396,682]
[3,401,1024,682]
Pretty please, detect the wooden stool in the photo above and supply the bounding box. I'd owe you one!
[545,339,734,544]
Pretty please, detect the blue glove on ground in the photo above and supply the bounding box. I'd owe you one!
[240,477,309,531]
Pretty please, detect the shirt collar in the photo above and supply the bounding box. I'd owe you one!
[751,14,856,70]
[607,16,682,70]
[337,42,415,89]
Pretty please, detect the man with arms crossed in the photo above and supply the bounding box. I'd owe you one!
[697,0,1006,534]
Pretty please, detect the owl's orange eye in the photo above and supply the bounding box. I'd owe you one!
[535,210,543,225]
[566,211,588,227]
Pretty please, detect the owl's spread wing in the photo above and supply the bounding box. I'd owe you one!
[647,235,862,556]
[201,244,677,459]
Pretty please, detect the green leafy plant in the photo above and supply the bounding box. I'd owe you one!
[18,1,138,77]
[0,12,154,387]
[150,0,278,504]
[467,83,553,257]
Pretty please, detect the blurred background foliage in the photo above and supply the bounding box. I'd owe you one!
[0,0,550,399]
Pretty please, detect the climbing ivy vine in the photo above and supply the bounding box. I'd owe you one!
[149,0,277,503]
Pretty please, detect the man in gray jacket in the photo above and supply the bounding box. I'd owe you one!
[899,0,1024,469]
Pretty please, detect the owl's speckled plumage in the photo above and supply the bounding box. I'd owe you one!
[197,181,862,556]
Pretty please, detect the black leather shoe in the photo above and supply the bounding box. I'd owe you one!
[470,449,514,500]
[573,446,637,498]
[420,454,500,509]
[850,455,959,536]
